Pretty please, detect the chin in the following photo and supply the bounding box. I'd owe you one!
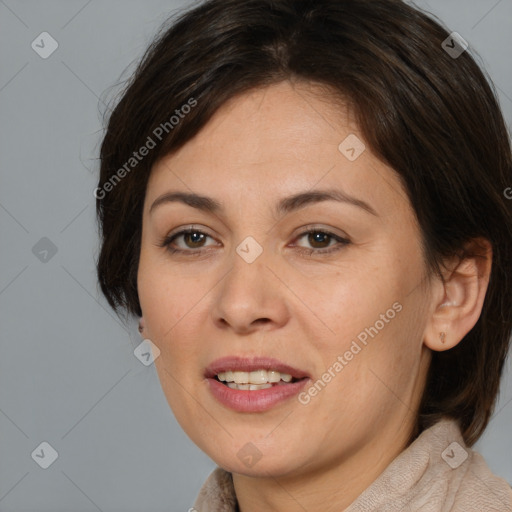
[209,443,308,479]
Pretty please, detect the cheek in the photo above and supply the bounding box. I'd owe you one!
[138,251,202,338]
[310,267,426,405]
[139,267,204,414]
[342,294,429,417]
[308,271,397,356]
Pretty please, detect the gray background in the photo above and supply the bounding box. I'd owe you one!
[0,0,511,510]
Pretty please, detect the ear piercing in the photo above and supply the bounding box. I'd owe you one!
[138,321,144,334]
[440,332,446,344]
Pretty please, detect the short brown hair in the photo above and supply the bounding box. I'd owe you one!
[96,0,512,446]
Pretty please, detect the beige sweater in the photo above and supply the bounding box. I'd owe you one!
[193,418,512,511]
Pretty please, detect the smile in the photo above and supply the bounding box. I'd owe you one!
[205,357,311,412]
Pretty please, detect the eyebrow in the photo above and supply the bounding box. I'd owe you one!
[149,188,378,217]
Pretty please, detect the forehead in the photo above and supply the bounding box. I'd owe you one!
[145,81,408,219]
[181,81,352,162]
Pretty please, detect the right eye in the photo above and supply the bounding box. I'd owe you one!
[159,228,219,255]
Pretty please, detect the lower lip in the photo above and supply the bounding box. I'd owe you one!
[206,378,310,412]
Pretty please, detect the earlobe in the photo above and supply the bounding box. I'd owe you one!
[424,327,458,352]
[424,238,492,353]
[138,316,146,336]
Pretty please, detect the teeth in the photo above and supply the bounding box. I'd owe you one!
[227,382,273,390]
[249,370,268,384]
[233,371,248,384]
[267,370,281,383]
[217,369,294,384]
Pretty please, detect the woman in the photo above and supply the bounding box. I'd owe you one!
[95,0,512,510]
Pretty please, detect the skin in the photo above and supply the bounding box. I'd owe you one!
[137,80,492,512]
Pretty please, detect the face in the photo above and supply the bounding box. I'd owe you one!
[137,80,434,479]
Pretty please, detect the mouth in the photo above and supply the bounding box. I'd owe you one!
[213,369,302,390]
[204,356,311,412]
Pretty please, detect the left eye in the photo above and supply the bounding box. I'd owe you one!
[160,228,350,255]
[293,230,350,254]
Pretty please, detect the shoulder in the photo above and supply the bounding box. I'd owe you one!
[422,419,512,511]
[347,418,512,512]
[448,449,512,511]
[414,419,512,511]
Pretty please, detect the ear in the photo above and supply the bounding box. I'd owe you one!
[138,316,146,336]
[424,238,492,352]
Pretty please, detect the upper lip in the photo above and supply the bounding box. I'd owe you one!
[205,356,310,380]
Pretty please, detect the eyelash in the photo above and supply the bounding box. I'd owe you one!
[158,226,351,257]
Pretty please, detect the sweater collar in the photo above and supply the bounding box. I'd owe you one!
[193,418,512,511]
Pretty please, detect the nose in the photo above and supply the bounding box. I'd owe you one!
[210,244,290,335]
